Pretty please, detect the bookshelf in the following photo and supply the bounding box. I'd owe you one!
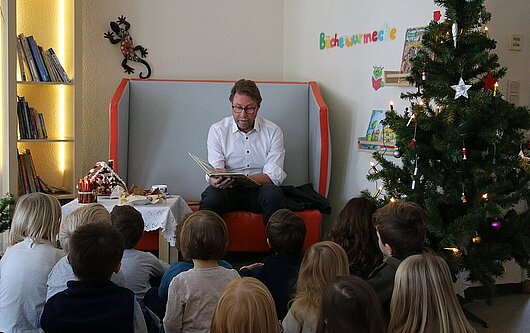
[3,0,81,199]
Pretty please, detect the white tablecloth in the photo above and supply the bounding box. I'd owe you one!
[61,196,192,246]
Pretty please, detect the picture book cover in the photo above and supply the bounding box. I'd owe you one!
[360,110,396,151]
[400,27,427,74]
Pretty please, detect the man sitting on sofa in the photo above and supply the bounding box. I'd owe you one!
[199,79,286,225]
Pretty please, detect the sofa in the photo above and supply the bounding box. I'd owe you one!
[109,78,330,252]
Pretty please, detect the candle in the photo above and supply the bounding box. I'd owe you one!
[493,82,498,96]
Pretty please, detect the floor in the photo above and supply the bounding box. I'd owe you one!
[465,293,530,332]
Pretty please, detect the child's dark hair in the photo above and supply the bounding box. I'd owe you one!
[68,222,125,282]
[179,210,228,260]
[266,209,306,255]
[327,197,382,277]
[372,201,427,256]
[110,205,144,249]
[316,275,385,333]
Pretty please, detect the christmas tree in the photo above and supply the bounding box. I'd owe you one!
[366,0,530,295]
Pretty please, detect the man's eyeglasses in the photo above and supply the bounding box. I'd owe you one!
[232,104,258,114]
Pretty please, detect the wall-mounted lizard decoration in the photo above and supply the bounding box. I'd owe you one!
[104,15,151,79]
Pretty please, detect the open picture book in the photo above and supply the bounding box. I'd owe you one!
[189,153,260,187]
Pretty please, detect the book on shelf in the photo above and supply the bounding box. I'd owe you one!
[37,176,69,195]
[16,37,27,81]
[189,153,260,188]
[17,149,46,194]
[359,110,396,151]
[16,35,70,82]
[400,27,427,75]
[17,96,48,139]
[18,34,39,82]
[40,46,58,82]
[48,48,70,82]
[27,35,49,82]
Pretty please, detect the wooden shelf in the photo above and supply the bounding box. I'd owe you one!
[384,70,411,86]
[18,138,75,143]
[3,0,82,198]
[358,137,397,153]
[17,81,74,85]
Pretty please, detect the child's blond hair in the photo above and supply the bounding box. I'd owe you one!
[211,277,280,333]
[9,193,61,246]
[389,253,476,333]
[59,203,111,252]
[290,241,350,330]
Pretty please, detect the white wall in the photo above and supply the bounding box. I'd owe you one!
[81,0,529,235]
[283,0,530,234]
[81,0,284,173]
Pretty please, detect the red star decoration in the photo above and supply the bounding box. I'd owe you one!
[482,72,497,91]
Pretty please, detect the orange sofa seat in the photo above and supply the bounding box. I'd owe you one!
[135,205,322,252]
[189,204,321,252]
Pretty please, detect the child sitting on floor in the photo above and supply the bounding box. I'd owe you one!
[327,197,383,278]
[282,241,350,333]
[316,275,385,333]
[157,212,233,306]
[163,210,240,333]
[210,277,281,333]
[41,222,147,333]
[389,253,476,333]
[110,205,169,308]
[46,203,126,299]
[0,193,63,333]
[239,208,306,320]
[367,201,427,321]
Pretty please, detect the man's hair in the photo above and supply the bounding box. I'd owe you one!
[211,278,280,333]
[266,209,306,255]
[110,205,144,249]
[68,222,125,282]
[229,79,262,106]
[59,203,111,253]
[372,201,427,256]
[316,275,385,333]
[179,210,228,260]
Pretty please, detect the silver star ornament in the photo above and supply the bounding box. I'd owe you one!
[451,77,472,99]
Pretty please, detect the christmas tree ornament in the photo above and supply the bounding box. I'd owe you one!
[491,220,502,230]
[482,72,498,91]
[411,158,419,189]
[472,234,482,244]
[451,77,472,99]
[462,140,467,160]
[404,107,410,118]
[452,22,458,47]
[393,147,402,158]
[408,138,417,148]
[461,185,467,203]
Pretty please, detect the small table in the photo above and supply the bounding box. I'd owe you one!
[61,196,192,262]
